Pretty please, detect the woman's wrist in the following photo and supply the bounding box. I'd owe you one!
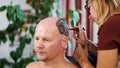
[77,53,94,68]
[81,39,90,47]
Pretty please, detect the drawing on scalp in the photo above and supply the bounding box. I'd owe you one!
[56,18,69,36]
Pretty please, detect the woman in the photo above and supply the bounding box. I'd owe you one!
[71,0,120,68]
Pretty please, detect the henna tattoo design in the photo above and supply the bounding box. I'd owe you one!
[56,18,69,36]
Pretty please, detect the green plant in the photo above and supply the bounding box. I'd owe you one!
[0,0,81,68]
[67,9,81,27]
[0,4,35,68]
[0,0,55,68]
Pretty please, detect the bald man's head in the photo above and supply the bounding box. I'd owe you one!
[36,17,69,36]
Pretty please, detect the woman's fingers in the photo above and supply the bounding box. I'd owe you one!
[68,25,88,44]
[68,26,85,32]
[68,27,79,32]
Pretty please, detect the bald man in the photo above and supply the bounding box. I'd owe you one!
[26,17,79,68]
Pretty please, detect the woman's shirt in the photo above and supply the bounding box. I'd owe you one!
[98,14,120,52]
[97,14,120,67]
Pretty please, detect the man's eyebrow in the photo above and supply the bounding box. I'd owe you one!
[56,18,69,36]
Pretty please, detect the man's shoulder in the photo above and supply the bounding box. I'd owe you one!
[67,61,80,68]
[26,62,40,68]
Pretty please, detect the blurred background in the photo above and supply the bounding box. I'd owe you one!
[0,0,98,68]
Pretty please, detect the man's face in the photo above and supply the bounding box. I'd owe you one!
[34,23,63,61]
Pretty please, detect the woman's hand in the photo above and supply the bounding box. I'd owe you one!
[68,25,89,53]
[69,25,94,68]
[68,26,88,45]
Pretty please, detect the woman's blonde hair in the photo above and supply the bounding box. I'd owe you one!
[88,0,120,27]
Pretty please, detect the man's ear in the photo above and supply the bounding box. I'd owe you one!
[61,36,68,49]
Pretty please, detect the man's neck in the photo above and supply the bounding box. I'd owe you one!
[39,55,68,68]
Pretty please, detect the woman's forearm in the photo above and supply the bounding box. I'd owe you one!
[80,59,94,68]
[87,40,97,58]
[83,39,97,58]
[76,44,94,68]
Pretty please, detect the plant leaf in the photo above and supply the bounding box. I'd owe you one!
[8,33,14,43]
[10,51,17,62]
[7,5,15,15]
[32,54,38,62]
[29,25,35,36]
[6,5,15,21]
[0,31,7,43]
[73,10,79,23]
[20,37,25,49]
[76,9,81,13]
[71,20,76,27]
[24,35,31,44]
[67,10,73,18]
[56,9,62,17]
[0,6,6,11]
[16,47,23,58]
[15,5,25,21]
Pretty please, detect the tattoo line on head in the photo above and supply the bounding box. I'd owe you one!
[56,18,69,36]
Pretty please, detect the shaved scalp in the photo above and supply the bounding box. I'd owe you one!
[56,18,69,36]
[37,17,69,36]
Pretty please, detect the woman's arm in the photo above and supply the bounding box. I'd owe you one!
[74,44,118,68]
[69,26,97,58]
[73,43,94,68]
[96,48,118,68]
[87,40,97,58]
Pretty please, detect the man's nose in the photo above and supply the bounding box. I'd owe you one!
[38,41,45,49]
